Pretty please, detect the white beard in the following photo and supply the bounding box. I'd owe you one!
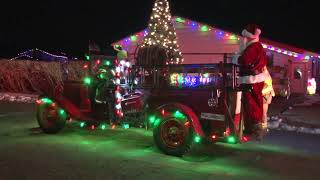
[238,37,259,54]
[239,37,248,53]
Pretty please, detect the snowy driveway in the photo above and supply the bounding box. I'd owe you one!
[1,102,320,180]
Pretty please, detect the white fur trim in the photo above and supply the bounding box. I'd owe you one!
[239,37,247,53]
[246,38,259,47]
[239,70,271,84]
[242,29,261,39]
[235,91,242,114]
[238,37,259,55]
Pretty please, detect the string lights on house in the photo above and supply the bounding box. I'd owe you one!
[114,16,318,61]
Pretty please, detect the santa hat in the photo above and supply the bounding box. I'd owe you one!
[241,24,261,39]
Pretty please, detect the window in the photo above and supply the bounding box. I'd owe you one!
[294,68,302,79]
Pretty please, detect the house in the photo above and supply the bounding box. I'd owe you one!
[10,48,69,62]
[112,16,320,95]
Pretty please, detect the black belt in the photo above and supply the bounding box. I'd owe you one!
[240,69,263,76]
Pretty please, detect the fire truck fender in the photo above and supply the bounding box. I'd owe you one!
[156,103,205,137]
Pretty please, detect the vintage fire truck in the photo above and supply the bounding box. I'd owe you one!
[36,53,250,156]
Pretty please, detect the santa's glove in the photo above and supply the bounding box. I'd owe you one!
[232,54,241,65]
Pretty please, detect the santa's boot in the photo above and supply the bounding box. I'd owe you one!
[252,123,266,141]
[233,113,241,132]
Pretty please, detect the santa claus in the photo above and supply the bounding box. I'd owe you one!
[232,24,272,139]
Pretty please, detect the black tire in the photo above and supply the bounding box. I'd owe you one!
[37,103,67,134]
[153,115,194,157]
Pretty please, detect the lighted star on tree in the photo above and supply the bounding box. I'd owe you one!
[142,0,183,64]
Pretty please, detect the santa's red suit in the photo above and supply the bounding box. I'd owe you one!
[233,24,270,134]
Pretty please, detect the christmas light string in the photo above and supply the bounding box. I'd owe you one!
[10,48,68,60]
[114,16,319,61]
[140,0,184,64]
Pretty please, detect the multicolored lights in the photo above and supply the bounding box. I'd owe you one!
[113,58,131,118]
[39,98,53,104]
[114,16,317,61]
[261,43,311,60]
[77,123,131,130]
[170,73,216,87]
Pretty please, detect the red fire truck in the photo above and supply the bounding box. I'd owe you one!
[36,54,250,156]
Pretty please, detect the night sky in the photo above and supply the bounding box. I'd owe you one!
[0,0,318,58]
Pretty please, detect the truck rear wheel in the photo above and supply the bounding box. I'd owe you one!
[37,103,67,134]
[153,116,194,157]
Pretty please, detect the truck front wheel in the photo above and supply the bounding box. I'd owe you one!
[37,103,67,134]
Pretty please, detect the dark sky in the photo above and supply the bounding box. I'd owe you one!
[0,0,318,58]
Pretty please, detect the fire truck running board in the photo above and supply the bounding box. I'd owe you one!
[200,113,225,121]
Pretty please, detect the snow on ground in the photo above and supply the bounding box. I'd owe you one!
[293,95,320,106]
[0,93,38,103]
[1,92,320,135]
[268,116,320,135]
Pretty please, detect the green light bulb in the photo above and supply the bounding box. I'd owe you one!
[104,60,111,66]
[84,77,92,85]
[149,116,156,123]
[85,55,90,61]
[99,74,105,79]
[130,36,137,42]
[80,122,85,128]
[194,136,201,143]
[201,26,209,32]
[154,119,161,127]
[41,98,53,104]
[227,136,236,144]
[123,124,130,129]
[173,110,185,119]
[176,17,185,23]
[101,124,106,130]
[59,109,65,116]
[230,35,237,40]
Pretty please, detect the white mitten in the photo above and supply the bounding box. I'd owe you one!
[232,54,241,65]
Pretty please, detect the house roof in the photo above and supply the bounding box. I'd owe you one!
[112,16,320,60]
[10,48,68,61]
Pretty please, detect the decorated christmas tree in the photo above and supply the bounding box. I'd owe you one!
[141,0,183,64]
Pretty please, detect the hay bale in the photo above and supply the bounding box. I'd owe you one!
[0,59,85,95]
[137,45,167,66]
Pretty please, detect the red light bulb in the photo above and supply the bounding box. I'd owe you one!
[242,136,249,142]
[36,99,42,105]
[161,109,165,116]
